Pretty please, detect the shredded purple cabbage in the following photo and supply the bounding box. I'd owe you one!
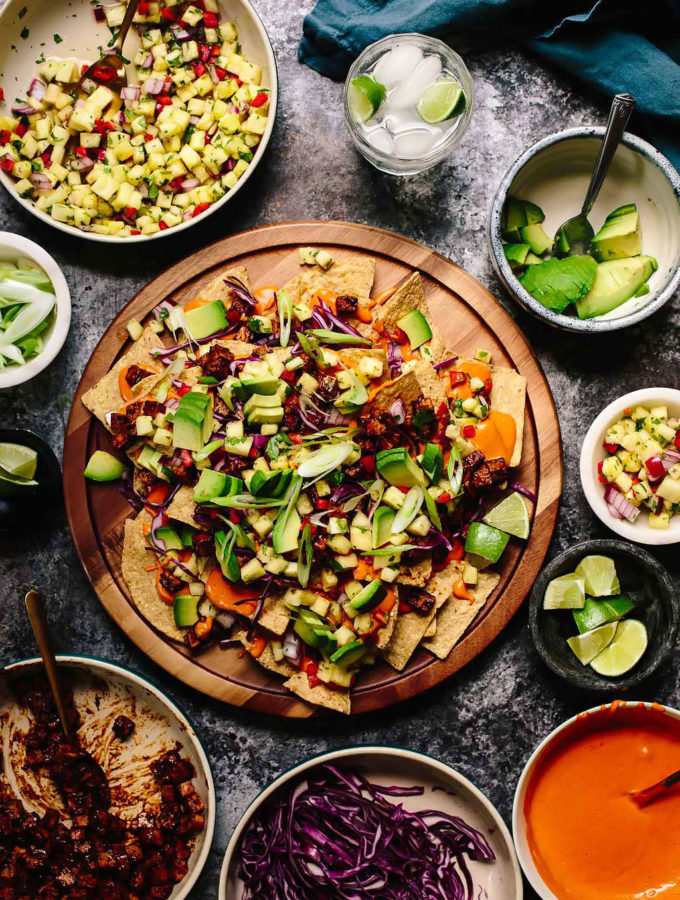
[383,328,403,378]
[310,299,365,339]
[510,482,537,503]
[239,764,495,899]
[224,275,257,308]
[432,355,459,372]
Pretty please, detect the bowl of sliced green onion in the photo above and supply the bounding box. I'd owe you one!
[0,232,70,388]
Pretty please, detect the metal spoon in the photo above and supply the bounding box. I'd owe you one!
[553,94,636,257]
[629,768,680,808]
[25,589,75,738]
[78,0,142,94]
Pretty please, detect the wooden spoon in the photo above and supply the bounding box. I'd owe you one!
[78,0,142,94]
[629,769,680,808]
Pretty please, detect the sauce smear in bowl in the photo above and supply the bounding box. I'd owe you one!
[524,703,680,899]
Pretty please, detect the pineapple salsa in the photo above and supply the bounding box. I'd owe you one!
[598,405,680,529]
[0,1,270,237]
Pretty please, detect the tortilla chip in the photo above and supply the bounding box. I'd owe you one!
[256,596,291,636]
[121,513,186,642]
[82,327,163,427]
[489,365,527,467]
[283,671,351,715]
[281,256,376,307]
[337,348,389,385]
[399,555,432,587]
[410,359,448,408]
[423,569,500,660]
[236,630,297,678]
[376,601,398,651]
[368,370,423,415]
[381,561,458,671]
[166,485,197,528]
[191,265,251,305]
[423,617,437,639]
[377,272,426,331]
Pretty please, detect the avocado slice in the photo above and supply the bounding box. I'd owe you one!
[350,580,387,612]
[376,447,425,488]
[525,252,543,265]
[372,506,396,548]
[272,475,302,554]
[247,406,284,425]
[250,468,283,497]
[194,469,242,503]
[184,299,228,340]
[396,309,432,349]
[244,392,283,414]
[155,525,183,551]
[173,392,213,451]
[180,525,196,547]
[173,594,200,627]
[502,197,545,241]
[294,609,326,649]
[504,243,531,270]
[575,256,657,319]
[240,375,281,395]
[84,450,127,482]
[591,205,641,262]
[520,255,598,314]
[330,640,367,667]
[519,222,552,256]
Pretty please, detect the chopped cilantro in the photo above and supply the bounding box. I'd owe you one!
[18,6,27,18]
[54,33,63,43]
[20,26,29,39]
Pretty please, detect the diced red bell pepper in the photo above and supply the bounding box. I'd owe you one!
[449,370,467,387]
[0,157,14,173]
[176,383,192,396]
[156,95,173,107]
[138,0,150,13]
[180,449,193,467]
[161,7,175,21]
[603,442,619,454]
[437,492,451,503]
[645,455,667,481]
[228,510,242,524]
[193,61,207,77]
[211,44,221,58]
[199,44,211,62]
[75,145,87,157]
[281,369,297,384]
[301,658,320,688]
[15,122,27,138]
[462,424,476,438]
[130,229,141,235]
[81,63,88,75]
[675,431,680,450]
[159,221,169,230]
[250,92,269,108]
[0,88,4,101]
[0,131,10,145]
[192,202,211,217]
[316,499,329,510]
[482,377,493,396]
[213,66,227,81]
[289,433,303,444]
[169,176,184,192]
[203,12,219,27]
[360,455,375,473]
[597,460,607,484]
[124,206,137,220]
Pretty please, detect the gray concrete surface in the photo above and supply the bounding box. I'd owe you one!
[2,2,678,897]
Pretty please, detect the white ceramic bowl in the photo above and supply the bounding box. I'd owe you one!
[0,231,71,388]
[489,128,680,332]
[512,701,680,900]
[0,0,277,243]
[580,387,680,545]
[219,746,523,900]
[1,654,215,900]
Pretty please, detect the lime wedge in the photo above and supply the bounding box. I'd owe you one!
[589,619,648,677]
[574,555,620,597]
[543,574,585,610]
[348,75,386,123]
[573,595,635,634]
[0,468,39,498]
[416,79,466,124]
[567,621,618,666]
[482,492,530,539]
[0,442,37,479]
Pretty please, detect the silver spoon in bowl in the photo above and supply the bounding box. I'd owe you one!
[553,93,636,258]
[78,0,142,95]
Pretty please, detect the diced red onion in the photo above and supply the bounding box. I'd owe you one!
[604,484,640,523]
[121,85,141,102]
[189,114,200,125]
[71,155,95,172]
[29,78,46,101]
[251,434,269,449]
[661,449,680,471]
[390,399,406,424]
[282,632,301,666]
[140,53,154,69]
[606,500,625,520]
[81,78,98,95]
[180,177,200,191]
[11,103,36,116]
[93,5,106,21]
[29,173,52,191]
[224,157,236,172]
[170,22,192,40]
[208,65,220,84]
[143,77,165,96]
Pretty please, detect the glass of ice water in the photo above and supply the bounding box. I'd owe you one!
[344,34,474,176]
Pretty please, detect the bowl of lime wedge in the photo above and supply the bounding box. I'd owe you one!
[0,428,61,531]
[529,539,678,692]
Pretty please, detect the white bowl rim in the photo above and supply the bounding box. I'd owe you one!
[218,744,523,900]
[512,699,680,900]
[579,387,680,545]
[0,0,278,244]
[2,653,216,900]
[0,231,71,388]
[488,126,680,333]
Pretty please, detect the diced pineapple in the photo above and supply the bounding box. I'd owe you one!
[648,509,671,530]
[55,59,77,83]
[657,476,680,504]
[70,107,97,132]
[615,472,633,493]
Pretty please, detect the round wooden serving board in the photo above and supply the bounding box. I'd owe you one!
[64,221,563,717]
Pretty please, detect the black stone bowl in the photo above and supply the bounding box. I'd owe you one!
[529,539,678,692]
[0,428,61,532]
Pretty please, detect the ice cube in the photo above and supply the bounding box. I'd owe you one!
[366,128,394,154]
[373,44,423,89]
[393,129,438,158]
[388,55,443,109]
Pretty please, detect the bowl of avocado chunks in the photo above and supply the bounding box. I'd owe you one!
[489,127,680,332]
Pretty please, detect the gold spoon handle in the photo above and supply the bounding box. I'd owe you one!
[116,0,143,53]
[25,590,73,740]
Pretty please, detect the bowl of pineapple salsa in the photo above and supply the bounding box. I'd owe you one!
[489,127,680,331]
[581,389,680,545]
[0,0,277,240]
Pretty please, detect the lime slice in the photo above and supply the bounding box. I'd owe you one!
[574,555,620,597]
[589,619,648,677]
[543,574,585,610]
[482,492,530,539]
[567,621,618,666]
[573,595,635,634]
[416,79,466,124]
[0,468,39,498]
[348,75,386,123]
[0,442,38,479]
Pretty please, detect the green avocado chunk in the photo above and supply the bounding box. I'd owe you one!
[575,256,657,319]
[504,243,531,269]
[396,309,433,349]
[520,255,598,313]
[173,593,200,627]
[155,525,183,551]
[330,640,367,666]
[172,391,212,451]
[184,299,227,340]
[519,222,552,255]
[240,375,281,395]
[350,580,387,612]
[591,204,641,262]
[376,447,426,488]
[84,450,127,482]
[194,469,242,503]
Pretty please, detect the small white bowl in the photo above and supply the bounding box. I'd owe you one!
[580,387,680,545]
[512,701,680,900]
[0,0,277,243]
[219,746,523,900]
[0,232,71,389]
[1,654,216,900]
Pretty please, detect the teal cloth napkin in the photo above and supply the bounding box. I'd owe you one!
[298,0,680,170]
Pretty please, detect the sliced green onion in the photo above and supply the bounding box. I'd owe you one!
[448,446,463,497]
[219,517,256,551]
[192,439,223,462]
[391,486,424,533]
[209,493,286,509]
[421,442,444,484]
[297,523,313,588]
[1,293,54,344]
[423,490,442,531]
[296,442,355,479]
[298,331,324,363]
[0,279,53,305]
[215,530,240,582]
[364,544,421,556]
[272,473,302,554]
[278,288,292,348]
[304,329,371,346]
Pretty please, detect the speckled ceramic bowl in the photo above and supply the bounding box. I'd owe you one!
[489,127,680,332]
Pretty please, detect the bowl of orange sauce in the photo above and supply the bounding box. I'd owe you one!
[513,701,680,899]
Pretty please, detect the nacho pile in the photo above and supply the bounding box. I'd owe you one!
[83,246,532,713]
